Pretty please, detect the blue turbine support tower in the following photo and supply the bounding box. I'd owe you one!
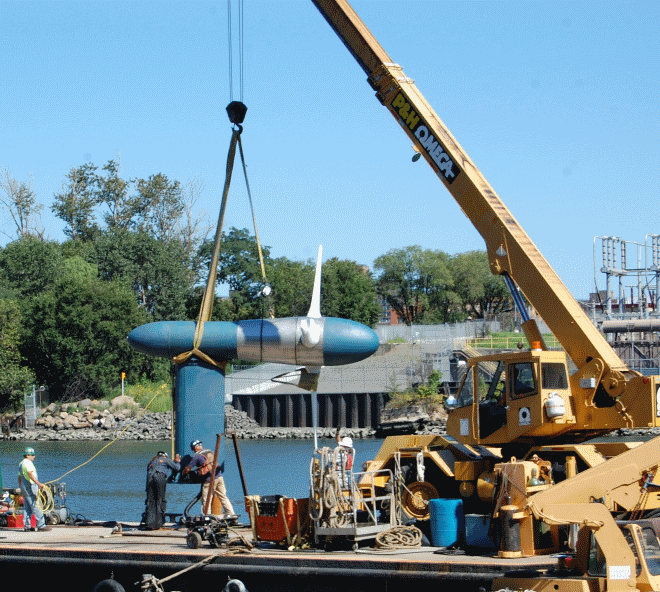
[174,356,226,461]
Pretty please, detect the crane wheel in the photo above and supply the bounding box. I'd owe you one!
[401,481,439,521]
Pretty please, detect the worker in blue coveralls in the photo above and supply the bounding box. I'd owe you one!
[142,450,181,530]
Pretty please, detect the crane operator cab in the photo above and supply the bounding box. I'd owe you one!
[445,348,575,448]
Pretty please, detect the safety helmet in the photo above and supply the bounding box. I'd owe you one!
[340,437,353,448]
[190,440,202,450]
[24,447,35,456]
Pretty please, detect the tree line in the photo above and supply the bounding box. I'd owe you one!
[0,161,511,409]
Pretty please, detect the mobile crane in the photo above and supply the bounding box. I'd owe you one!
[312,0,660,541]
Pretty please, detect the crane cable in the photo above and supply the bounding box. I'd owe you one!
[173,0,269,368]
[227,0,267,289]
[227,0,244,104]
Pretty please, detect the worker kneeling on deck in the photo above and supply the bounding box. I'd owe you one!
[142,451,180,530]
[182,439,236,518]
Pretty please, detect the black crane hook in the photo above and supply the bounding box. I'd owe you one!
[226,101,247,129]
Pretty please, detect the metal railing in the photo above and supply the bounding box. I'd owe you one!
[465,335,561,350]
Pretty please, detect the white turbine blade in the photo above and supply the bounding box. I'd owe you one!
[307,245,322,318]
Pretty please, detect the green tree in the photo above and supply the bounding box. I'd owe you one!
[96,159,135,231]
[0,237,63,299]
[51,163,100,241]
[92,230,193,321]
[134,173,184,241]
[374,245,454,325]
[197,232,380,324]
[268,257,314,318]
[0,168,44,239]
[52,160,194,245]
[449,251,510,319]
[214,227,271,293]
[0,299,35,409]
[21,257,161,399]
[195,227,272,320]
[321,258,380,326]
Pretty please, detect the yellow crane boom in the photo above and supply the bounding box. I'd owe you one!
[312,0,625,375]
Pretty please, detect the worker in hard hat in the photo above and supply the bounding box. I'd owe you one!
[182,439,236,518]
[336,431,355,489]
[18,447,50,532]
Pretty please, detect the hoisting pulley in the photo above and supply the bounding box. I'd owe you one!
[226,100,247,125]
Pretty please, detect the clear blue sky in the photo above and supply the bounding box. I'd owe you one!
[2,0,658,300]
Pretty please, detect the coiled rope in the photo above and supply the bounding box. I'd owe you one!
[309,446,354,528]
[375,525,423,549]
[36,484,54,514]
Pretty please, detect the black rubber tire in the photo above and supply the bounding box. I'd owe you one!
[92,579,126,592]
[187,531,203,549]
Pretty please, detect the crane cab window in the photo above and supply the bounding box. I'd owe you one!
[510,362,536,399]
[588,528,642,578]
[478,361,508,438]
[639,526,660,576]
[542,363,568,389]
[483,361,506,404]
[587,532,607,577]
[456,366,474,408]
[456,360,506,409]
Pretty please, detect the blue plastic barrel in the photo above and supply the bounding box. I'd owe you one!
[429,498,464,547]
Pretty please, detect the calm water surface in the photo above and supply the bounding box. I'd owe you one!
[0,438,384,522]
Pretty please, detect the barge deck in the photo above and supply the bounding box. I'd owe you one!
[0,522,558,592]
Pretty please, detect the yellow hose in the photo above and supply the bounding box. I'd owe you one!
[37,484,54,514]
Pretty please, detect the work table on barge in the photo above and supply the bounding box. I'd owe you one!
[0,522,558,592]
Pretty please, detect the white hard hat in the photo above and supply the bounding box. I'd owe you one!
[340,437,353,448]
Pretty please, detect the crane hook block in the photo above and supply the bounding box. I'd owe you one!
[226,101,248,125]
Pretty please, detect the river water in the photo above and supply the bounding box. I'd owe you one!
[0,437,384,522]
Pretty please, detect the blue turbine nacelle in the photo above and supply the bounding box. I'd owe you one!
[127,317,379,366]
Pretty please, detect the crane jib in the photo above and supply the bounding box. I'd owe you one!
[391,92,460,184]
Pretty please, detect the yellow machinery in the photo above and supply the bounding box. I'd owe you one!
[492,436,660,591]
[311,0,660,548]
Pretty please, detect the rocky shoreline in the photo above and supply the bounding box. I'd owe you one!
[1,397,386,442]
[0,405,648,442]
[4,395,650,443]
